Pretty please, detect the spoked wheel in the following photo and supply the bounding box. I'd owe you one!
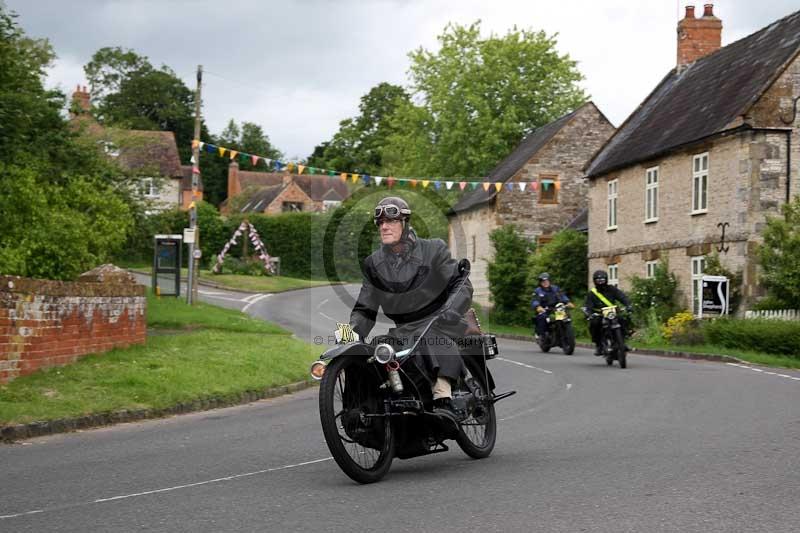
[319,355,394,484]
[455,359,497,459]
[604,335,614,366]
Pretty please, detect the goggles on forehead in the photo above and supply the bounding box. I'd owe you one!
[374,205,410,224]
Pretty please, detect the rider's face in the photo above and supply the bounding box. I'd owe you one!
[540,279,550,289]
[378,218,403,245]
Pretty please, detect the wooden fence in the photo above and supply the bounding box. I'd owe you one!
[744,309,800,321]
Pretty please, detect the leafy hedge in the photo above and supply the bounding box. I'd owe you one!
[704,318,800,357]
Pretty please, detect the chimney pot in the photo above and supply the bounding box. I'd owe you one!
[677,3,722,67]
[685,5,696,18]
[703,4,714,17]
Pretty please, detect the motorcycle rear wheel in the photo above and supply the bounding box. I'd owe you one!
[319,355,394,484]
[455,358,497,459]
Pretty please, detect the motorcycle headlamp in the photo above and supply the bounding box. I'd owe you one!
[309,360,327,381]
[373,343,396,364]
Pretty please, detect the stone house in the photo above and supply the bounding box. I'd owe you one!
[70,86,201,211]
[222,161,350,214]
[447,102,616,305]
[584,5,800,315]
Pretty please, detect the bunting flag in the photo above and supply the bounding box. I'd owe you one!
[213,220,276,275]
[193,141,564,195]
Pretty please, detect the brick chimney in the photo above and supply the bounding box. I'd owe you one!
[228,161,241,200]
[677,4,722,68]
[71,85,91,115]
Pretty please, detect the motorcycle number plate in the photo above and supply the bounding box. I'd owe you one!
[601,306,617,318]
[334,323,359,344]
[554,311,566,320]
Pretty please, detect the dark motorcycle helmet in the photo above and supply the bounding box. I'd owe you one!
[592,270,608,287]
[538,272,550,283]
[373,196,411,226]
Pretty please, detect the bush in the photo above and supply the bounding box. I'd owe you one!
[486,225,534,326]
[704,318,800,356]
[219,256,270,276]
[629,260,680,325]
[750,295,792,311]
[526,229,588,304]
[633,307,665,345]
[759,196,800,308]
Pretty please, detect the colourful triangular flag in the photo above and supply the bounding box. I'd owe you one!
[410,179,417,188]
[218,147,226,157]
[482,183,491,191]
[519,182,527,191]
[445,181,454,190]
[229,150,238,160]
[531,181,539,191]
[351,173,359,183]
[298,165,305,175]
[505,182,514,191]
[375,176,383,186]
[387,177,395,188]
[422,180,430,189]
[192,139,199,149]
[362,174,371,185]
[459,182,467,191]
[251,155,259,166]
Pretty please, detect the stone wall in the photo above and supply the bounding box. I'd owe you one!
[449,205,498,306]
[264,181,315,214]
[0,265,146,384]
[587,129,789,311]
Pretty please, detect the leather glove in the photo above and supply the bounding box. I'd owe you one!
[440,308,463,324]
[535,306,545,314]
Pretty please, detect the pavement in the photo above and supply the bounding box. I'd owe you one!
[1,279,799,532]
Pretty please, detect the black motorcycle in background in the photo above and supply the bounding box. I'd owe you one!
[536,302,576,355]
[591,305,627,368]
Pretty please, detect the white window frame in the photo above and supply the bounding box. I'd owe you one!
[691,256,706,316]
[607,179,618,230]
[645,260,659,279]
[141,177,159,198]
[645,166,659,223]
[322,200,341,212]
[608,264,619,287]
[692,153,708,214]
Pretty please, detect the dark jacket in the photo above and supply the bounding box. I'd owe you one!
[350,232,472,339]
[531,285,570,309]
[583,284,631,313]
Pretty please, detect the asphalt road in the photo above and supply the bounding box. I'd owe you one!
[1,281,799,532]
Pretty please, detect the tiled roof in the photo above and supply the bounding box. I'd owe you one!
[565,208,588,233]
[237,171,351,202]
[450,104,588,213]
[111,130,183,178]
[239,185,286,213]
[586,10,800,178]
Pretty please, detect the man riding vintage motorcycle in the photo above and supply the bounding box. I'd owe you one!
[531,272,576,354]
[349,196,471,418]
[311,196,512,483]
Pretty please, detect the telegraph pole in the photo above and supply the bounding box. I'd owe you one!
[188,64,203,305]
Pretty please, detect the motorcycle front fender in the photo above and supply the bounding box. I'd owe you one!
[320,342,373,361]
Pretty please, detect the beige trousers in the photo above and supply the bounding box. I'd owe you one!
[432,377,452,400]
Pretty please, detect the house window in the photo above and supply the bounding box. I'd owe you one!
[140,178,159,198]
[539,175,558,204]
[691,256,706,316]
[645,166,659,222]
[282,201,303,212]
[608,264,619,286]
[607,179,618,230]
[100,140,119,157]
[322,200,341,212]
[692,153,708,214]
[645,260,658,279]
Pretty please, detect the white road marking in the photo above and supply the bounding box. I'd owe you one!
[316,298,329,309]
[0,510,44,520]
[201,294,249,303]
[241,293,262,303]
[319,312,337,322]
[566,383,573,390]
[198,290,227,296]
[725,363,799,383]
[496,357,553,375]
[242,293,270,312]
[0,457,333,521]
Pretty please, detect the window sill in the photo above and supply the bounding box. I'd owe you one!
[606,226,618,232]
[644,218,658,224]
[691,209,708,216]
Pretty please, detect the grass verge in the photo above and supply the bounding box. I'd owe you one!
[0,292,319,426]
[472,304,799,369]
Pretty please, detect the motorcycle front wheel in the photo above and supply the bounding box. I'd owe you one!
[614,329,627,369]
[562,322,576,355]
[455,358,497,459]
[319,355,394,484]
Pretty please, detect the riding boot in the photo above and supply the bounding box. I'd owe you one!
[594,344,603,356]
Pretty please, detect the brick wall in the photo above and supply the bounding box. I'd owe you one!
[0,265,146,384]
[265,181,315,214]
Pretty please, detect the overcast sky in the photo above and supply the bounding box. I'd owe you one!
[6,0,799,160]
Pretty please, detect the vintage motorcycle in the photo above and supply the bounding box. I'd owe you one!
[592,305,627,368]
[309,260,515,484]
[536,302,576,355]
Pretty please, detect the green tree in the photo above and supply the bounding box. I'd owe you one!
[308,82,410,174]
[759,197,800,308]
[84,47,202,163]
[0,9,134,280]
[382,21,586,177]
[526,230,588,305]
[486,225,534,326]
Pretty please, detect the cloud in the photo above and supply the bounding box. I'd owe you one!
[6,0,799,159]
